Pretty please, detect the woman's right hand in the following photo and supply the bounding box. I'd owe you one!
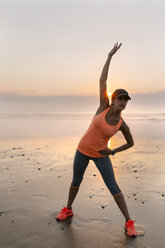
[98,148,112,156]
[108,42,122,57]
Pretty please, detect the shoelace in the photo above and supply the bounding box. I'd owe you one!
[61,207,68,213]
[127,220,136,229]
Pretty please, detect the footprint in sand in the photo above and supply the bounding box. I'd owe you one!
[8,189,17,193]
[32,195,48,200]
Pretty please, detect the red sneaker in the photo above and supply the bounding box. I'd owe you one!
[56,207,73,221]
[124,220,137,237]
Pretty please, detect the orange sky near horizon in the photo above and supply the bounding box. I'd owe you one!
[0,0,164,97]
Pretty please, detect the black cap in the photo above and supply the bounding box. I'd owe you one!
[111,89,131,101]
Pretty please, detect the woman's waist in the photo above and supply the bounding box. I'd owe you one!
[79,135,108,146]
[77,143,107,158]
[78,136,108,151]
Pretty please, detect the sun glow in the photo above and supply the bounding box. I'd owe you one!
[108,92,112,97]
[108,139,111,148]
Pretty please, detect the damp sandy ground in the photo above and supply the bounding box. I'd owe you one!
[0,117,165,248]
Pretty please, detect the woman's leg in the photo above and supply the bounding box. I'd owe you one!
[113,192,131,222]
[67,184,80,209]
[93,156,131,221]
[67,149,89,209]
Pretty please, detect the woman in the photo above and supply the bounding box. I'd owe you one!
[56,43,138,237]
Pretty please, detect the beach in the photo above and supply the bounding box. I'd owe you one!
[0,113,165,248]
[1,0,165,246]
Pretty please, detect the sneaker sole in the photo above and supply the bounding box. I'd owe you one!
[56,213,73,221]
[124,227,137,237]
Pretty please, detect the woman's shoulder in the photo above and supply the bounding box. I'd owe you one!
[94,104,110,116]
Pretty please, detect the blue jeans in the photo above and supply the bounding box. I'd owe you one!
[71,149,121,196]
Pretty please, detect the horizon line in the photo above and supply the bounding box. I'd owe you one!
[0,90,165,98]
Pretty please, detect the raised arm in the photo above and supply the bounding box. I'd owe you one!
[99,42,122,108]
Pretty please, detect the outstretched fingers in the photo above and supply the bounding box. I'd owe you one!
[115,42,122,50]
[108,42,122,57]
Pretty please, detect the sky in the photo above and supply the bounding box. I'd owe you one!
[0,0,165,97]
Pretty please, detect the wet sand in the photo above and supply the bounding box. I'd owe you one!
[0,135,165,248]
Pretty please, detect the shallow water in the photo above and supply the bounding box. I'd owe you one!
[0,112,165,140]
[0,112,164,168]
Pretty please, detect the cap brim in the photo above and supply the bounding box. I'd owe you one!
[116,94,131,100]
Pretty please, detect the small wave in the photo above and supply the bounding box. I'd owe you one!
[0,112,165,120]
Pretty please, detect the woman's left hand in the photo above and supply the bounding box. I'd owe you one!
[99,148,112,156]
[108,42,122,57]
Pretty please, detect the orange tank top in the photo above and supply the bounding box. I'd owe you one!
[77,106,123,158]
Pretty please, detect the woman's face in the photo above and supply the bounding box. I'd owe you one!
[113,95,129,110]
